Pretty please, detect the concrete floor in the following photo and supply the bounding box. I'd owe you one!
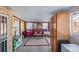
[16,37,52,52]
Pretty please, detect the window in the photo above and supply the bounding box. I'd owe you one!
[43,23,48,30]
[4,17,7,36]
[0,15,8,52]
[26,23,32,29]
[1,21,3,36]
[0,16,7,37]
[71,13,79,33]
[14,19,20,36]
[37,23,42,29]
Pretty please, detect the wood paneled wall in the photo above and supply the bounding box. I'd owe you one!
[50,11,70,52]
[57,11,70,41]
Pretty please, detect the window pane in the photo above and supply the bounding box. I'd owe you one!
[72,14,79,32]
[27,23,33,29]
[38,23,42,29]
[1,22,3,36]
[43,23,48,30]
[4,17,7,36]
[4,23,7,36]
[0,16,7,36]
[14,19,20,35]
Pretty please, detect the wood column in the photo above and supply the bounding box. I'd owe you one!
[50,14,57,52]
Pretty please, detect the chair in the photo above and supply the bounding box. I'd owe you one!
[58,40,69,52]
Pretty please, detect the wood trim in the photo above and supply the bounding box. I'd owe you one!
[19,20,21,35]
[26,21,50,23]
[48,22,50,31]
[13,15,26,22]
[24,22,26,31]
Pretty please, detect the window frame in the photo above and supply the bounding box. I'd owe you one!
[0,14,8,37]
[70,11,79,33]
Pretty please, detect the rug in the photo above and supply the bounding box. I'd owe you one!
[24,38,50,46]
